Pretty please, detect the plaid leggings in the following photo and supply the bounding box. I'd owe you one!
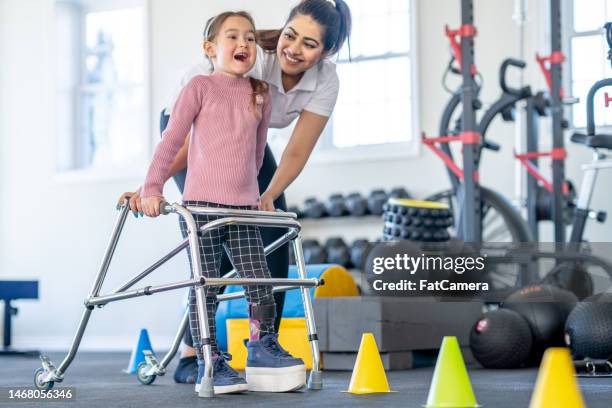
[180,201,275,358]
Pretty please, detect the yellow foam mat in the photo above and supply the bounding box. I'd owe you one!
[227,318,313,370]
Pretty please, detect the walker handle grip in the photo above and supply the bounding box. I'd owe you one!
[159,201,171,215]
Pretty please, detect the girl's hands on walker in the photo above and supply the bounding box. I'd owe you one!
[142,196,166,217]
[259,192,275,212]
[117,190,143,217]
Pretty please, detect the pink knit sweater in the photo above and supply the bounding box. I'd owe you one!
[141,74,271,206]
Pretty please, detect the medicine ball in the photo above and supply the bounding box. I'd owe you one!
[503,284,578,362]
[541,261,593,300]
[470,309,533,369]
[565,293,612,360]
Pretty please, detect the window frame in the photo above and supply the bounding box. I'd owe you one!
[311,0,420,165]
[561,0,612,131]
[54,0,152,183]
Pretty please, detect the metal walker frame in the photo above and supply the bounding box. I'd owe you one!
[34,202,324,398]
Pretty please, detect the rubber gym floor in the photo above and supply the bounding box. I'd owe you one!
[2,352,611,407]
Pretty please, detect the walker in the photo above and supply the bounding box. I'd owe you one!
[34,201,323,397]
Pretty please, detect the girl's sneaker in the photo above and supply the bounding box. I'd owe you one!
[194,354,248,394]
[245,334,306,392]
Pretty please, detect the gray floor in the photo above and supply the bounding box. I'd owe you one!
[1,352,611,407]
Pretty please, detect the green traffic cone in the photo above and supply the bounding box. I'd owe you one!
[424,336,480,408]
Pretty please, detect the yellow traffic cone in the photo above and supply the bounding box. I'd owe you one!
[425,336,480,408]
[346,333,392,394]
[529,348,586,408]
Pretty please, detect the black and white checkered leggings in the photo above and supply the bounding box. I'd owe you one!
[180,201,275,358]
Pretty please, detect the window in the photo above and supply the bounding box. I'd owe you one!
[326,0,417,153]
[566,0,612,128]
[55,0,149,174]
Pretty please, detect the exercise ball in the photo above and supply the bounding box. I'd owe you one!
[565,292,612,360]
[503,284,577,362]
[470,309,533,368]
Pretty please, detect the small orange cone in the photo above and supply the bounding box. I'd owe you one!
[424,336,479,408]
[346,333,392,394]
[529,348,586,408]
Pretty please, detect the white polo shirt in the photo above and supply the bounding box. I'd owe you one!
[164,46,340,129]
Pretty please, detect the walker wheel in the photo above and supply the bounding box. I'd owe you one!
[34,368,54,390]
[136,362,156,385]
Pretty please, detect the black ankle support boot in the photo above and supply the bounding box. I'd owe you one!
[174,356,198,384]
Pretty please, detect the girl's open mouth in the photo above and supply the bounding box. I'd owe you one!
[234,52,249,62]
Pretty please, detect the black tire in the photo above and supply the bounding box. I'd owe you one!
[426,187,534,292]
[426,186,533,243]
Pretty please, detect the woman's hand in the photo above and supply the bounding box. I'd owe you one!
[142,196,166,217]
[259,192,276,212]
[117,190,143,216]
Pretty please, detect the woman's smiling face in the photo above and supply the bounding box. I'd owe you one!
[276,14,326,76]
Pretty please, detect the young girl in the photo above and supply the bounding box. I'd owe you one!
[140,11,305,394]
[121,0,352,386]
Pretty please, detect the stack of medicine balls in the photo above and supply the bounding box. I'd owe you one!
[382,198,453,243]
[470,284,579,369]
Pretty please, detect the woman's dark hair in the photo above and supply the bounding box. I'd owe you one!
[257,0,352,56]
[203,11,268,115]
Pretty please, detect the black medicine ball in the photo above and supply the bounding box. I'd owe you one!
[565,293,612,360]
[470,309,533,369]
[503,284,577,362]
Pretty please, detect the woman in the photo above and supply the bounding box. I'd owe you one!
[120,0,351,384]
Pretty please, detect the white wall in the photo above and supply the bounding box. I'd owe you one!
[0,0,610,351]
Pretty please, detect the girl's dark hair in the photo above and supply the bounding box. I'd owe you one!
[257,0,352,56]
[203,11,268,116]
